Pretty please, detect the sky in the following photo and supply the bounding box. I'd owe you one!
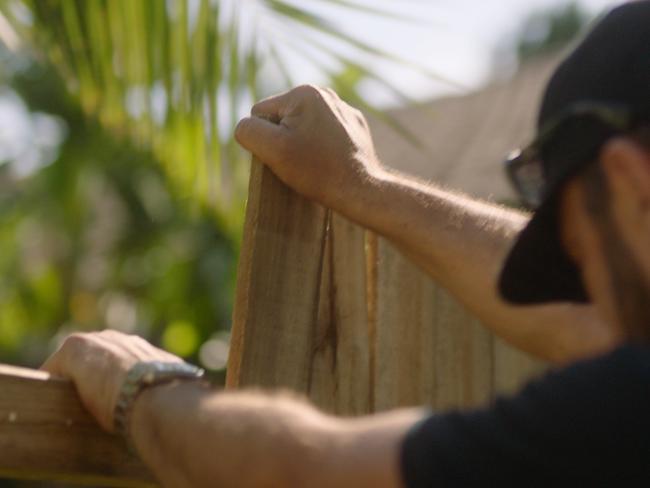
[263,0,624,107]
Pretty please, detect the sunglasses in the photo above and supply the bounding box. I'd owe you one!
[504,102,633,209]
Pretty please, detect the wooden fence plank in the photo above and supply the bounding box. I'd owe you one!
[373,238,437,412]
[307,213,371,416]
[493,338,546,395]
[227,161,371,415]
[226,161,329,392]
[431,289,493,410]
[374,239,493,412]
[0,365,155,487]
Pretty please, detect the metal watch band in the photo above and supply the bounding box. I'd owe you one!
[114,361,205,451]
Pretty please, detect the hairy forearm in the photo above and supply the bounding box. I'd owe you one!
[130,382,420,488]
[131,383,325,487]
[350,168,527,285]
[337,167,614,363]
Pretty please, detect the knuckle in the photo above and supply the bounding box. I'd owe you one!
[61,333,90,353]
[131,334,149,345]
[99,328,121,338]
[295,84,320,99]
[250,102,265,116]
[323,87,338,99]
[234,118,250,139]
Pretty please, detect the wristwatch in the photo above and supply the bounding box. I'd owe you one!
[114,361,205,450]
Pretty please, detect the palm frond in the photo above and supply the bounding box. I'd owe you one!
[0,0,450,228]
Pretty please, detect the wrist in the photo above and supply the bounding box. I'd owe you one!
[130,381,218,486]
[337,164,399,234]
[130,381,210,466]
[114,361,205,452]
[330,162,389,223]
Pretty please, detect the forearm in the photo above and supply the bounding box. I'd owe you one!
[130,382,421,488]
[345,167,526,285]
[131,383,322,487]
[337,167,614,363]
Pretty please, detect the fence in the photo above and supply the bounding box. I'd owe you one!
[226,161,547,414]
[0,160,546,485]
[0,364,154,486]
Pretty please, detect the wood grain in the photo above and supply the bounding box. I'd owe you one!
[227,160,372,415]
[431,285,493,411]
[373,239,493,412]
[227,160,329,392]
[307,213,371,416]
[373,238,437,411]
[493,337,546,395]
[0,365,155,487]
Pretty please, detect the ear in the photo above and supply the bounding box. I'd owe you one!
[600,137,650,216]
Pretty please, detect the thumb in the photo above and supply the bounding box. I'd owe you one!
[235,116,287,163]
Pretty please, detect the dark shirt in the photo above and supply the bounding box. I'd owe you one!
[401,343,650,486]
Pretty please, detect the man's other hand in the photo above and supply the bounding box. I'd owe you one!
[41,330,182,432]
[235,85,382,210]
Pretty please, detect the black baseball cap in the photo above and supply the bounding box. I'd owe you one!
[498,1,650,304]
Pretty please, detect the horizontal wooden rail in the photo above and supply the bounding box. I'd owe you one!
[0,364,155,487]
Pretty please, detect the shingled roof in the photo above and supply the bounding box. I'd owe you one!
[369,55,562,202]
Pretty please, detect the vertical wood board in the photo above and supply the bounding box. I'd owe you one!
[307,214,371,416]
[493,337,546,395]
[373,239,493,411]
[227,162,329,392]
[228,161,371,416]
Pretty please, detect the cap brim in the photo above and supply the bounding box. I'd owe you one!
[498,193,589,304]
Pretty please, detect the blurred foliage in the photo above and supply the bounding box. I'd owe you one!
[0,0,430,226]
[516,2,588,62]
[0,46,237,370]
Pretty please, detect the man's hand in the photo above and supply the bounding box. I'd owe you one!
[41,330,182,432]
[235,85,381,211]
[41,330,417,488]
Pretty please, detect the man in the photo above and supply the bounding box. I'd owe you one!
[42,2,650,486]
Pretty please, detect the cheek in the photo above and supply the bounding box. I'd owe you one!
[579,243,609,303]
[561,181,622,330]
[574,217,620,329]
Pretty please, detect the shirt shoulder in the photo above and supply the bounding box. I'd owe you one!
[401,343,650,487]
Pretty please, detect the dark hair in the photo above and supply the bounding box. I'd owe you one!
[579,128,650,342]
